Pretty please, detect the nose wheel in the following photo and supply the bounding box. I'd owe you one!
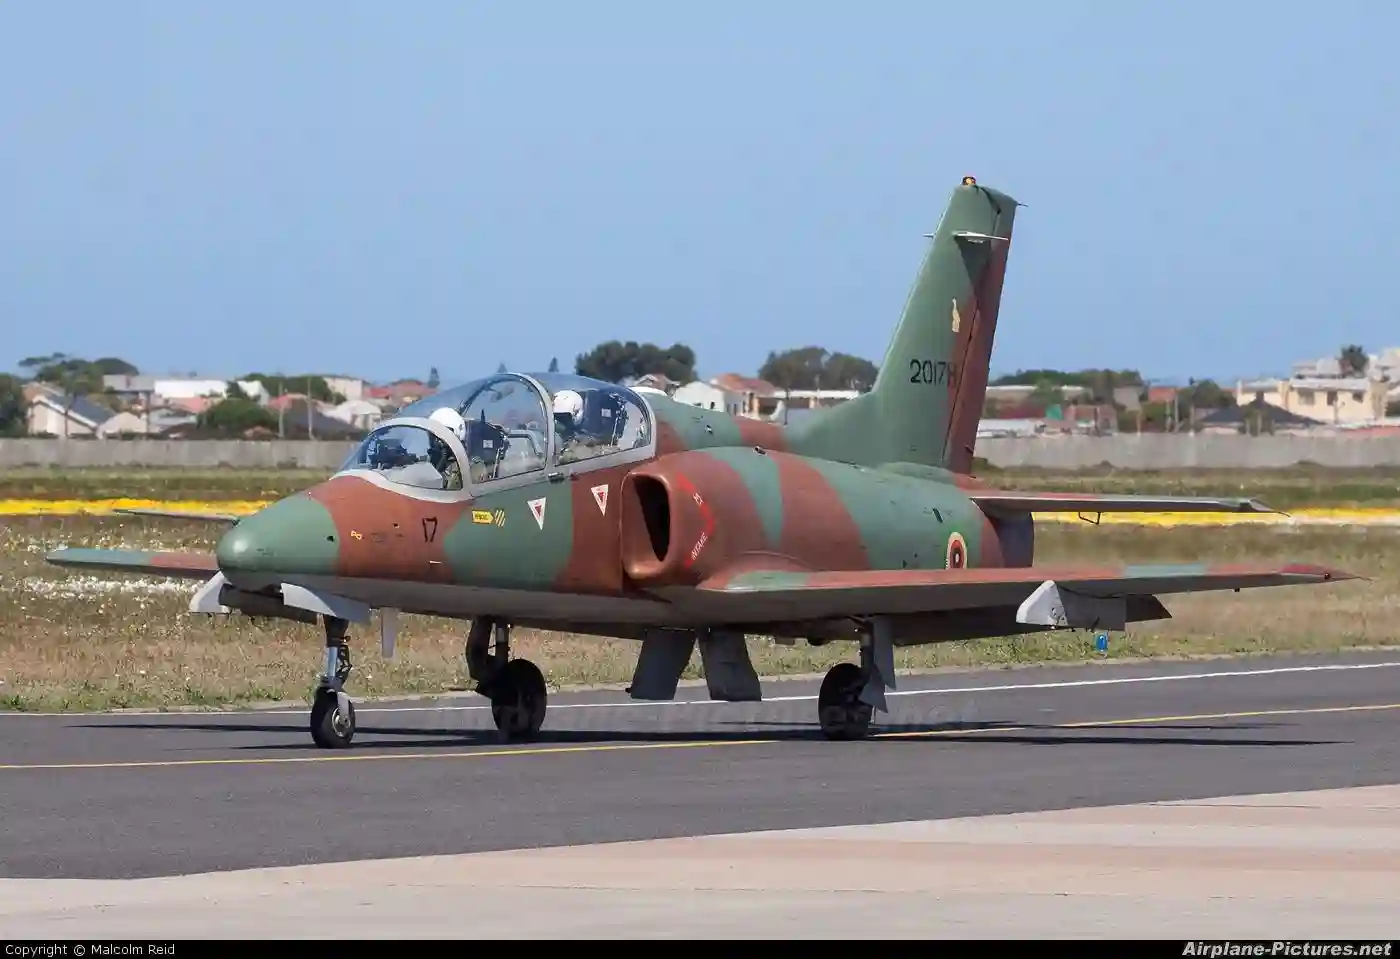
[311,687,356,749]
[310,616,356,749]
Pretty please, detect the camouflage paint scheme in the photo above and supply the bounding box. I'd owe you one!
[46,176,1359,741]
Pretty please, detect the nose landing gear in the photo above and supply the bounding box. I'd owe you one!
[310,615,356,749]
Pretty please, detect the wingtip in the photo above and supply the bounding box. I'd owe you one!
[1288,563,1366,583]
[1244,498,1286,516]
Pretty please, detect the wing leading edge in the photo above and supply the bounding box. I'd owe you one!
[690,562,1359,624]
[966,491,1278,514]
[113,507,242,523]
[45,547,219,580]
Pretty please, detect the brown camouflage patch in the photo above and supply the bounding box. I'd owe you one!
[735,416,789,452]
[306,476,466,583]
[771,452,869,572]
[653,417,687,456]
[553,463,636,595]
[151,552,221,573]
[944,211,1013,476]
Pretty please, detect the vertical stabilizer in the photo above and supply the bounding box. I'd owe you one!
[790,177,1019,473]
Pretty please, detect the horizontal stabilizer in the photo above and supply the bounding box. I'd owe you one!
[45,547,219,580]
[686,561,1358,623]
[967,491,1278,514]
[114,507,241,523]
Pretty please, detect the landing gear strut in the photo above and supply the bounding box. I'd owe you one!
[310,615,356,749]
[466,618,548,741]
[817,635,877,741]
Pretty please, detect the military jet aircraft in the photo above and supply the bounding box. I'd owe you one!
[46,175,1357,748]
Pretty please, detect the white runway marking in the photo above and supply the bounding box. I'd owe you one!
[1,658,1397,719]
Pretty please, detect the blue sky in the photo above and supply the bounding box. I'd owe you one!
[2,2,1397,389]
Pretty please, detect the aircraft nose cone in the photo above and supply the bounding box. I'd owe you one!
[216,493,341,575]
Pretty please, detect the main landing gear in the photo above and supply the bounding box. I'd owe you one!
[466,617,548,741]
[816,632,881,741]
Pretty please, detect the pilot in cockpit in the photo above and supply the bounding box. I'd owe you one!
[553,388,626,463]
[427,407,466,490]
[463,409,508,483]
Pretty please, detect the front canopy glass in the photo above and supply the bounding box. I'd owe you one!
[341,372,657,492]
[338,422,465,490]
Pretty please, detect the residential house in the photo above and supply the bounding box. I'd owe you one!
[983,383,1094,415]
[977,418,1046,438]
[273,398,369,439]
[26,392,114,437]
[672,381,741,415]
[366,379,436,408]
[164,396,217,417]
[102,375,156,410]
[152,378,268,404]
[709,374,783,420]
[323,375,366,402]
[147,408,198,435]
[1236,375,1387,425]
[626,373,679,395]
[326,399,385,431]
[782,388,861,412]
[1198,397,1323,435]
[1112,386,1142,412]
[97,407,198,437]
[96,410,151,437]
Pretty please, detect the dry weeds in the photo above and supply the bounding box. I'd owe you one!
[0,515,1392,711]
[7,464,1400,508]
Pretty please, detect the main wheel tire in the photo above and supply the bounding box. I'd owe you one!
[490,658,548,741]
[818,662,873,741]
[310,689,356,749]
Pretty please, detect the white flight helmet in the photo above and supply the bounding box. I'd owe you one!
[552,389,584,423]
[428,406,467,442]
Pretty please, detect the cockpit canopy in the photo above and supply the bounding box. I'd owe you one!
[338,371,656,492]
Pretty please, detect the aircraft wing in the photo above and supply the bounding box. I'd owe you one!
[690,562,1357,624]
[113,507,242,523]
[45,547,219,580]
[966,491,1277,514]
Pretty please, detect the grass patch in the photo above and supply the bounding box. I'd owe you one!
[0,515,1390,712]
[0,468,332,501]
[5,465,1400,509]
[973,464,1400,510]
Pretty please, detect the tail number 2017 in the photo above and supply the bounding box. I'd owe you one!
[909,359,956,385]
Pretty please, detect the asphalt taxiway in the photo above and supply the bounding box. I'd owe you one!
[2,649,1399,936]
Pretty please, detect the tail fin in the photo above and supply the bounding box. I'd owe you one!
[790,176,1019,473]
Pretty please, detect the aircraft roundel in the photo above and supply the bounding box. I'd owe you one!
[946,531,967,570]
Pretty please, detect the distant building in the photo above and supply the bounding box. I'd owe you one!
[323,375,366,402]
[326,399,385,431]
[26,392,113,437]
[709,374,783,419]
[1236,376,1387,425]
[672,381,741,415]
[151,378,268,404]
[366,379,435,407]
[626,373,679,395]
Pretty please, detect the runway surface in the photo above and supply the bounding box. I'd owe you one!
[2,649,1399,936]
